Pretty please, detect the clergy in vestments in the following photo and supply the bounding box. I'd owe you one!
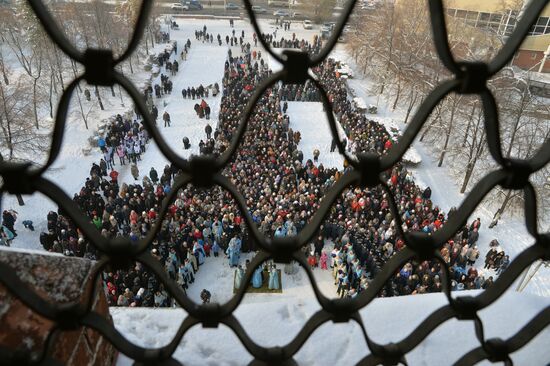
[252,266,263,288]
[226,242,240,267]
[268,265,280,290]
[234,265,244,290]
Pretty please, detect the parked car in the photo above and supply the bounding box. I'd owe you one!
[336,62,353,78]
[320,22,334,39]
[225,2,239,10]
[327,22,337,29]
[321,22,334,33]
[170,3,188,11]
[183,1,203,10]
[291,11,304,19]
[302,20,313,29]
[273,9,290,17]
[251,5,267,13]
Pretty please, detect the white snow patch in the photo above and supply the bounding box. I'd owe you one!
[286,102,346,169]
[112,290,550,366]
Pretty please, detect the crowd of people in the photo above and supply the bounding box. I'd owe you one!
[181,83,220,100]
[19,25,510,307]
[261,32,323,54]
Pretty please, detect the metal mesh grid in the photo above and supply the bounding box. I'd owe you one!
[0,0,549,365]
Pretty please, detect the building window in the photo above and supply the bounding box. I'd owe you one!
[479,12,490,21]
[444,7,533,36]
[533,26,545,35]
[446,8,456,17]
[490,13,503,23]
[536,16,549,27]
[455,9,467,19]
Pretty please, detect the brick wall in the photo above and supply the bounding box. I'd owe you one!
[0,250,117,365]
[513,49,550,73]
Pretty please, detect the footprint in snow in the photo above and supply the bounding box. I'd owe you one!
[277,304,290,320]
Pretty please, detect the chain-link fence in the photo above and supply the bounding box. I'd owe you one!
[1,0,549,365]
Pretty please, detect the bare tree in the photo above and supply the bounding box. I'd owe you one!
[299,0,337,23]
[0,47,9,85]
[458,103,487,193]
[1,2,48,129]
[0,75,48,161]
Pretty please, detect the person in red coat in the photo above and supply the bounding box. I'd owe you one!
[109,169,119,183]
[308,251,317,270]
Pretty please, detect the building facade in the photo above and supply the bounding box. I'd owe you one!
[445,0,550,72]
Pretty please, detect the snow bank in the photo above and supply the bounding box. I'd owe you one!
[112,290,550,366]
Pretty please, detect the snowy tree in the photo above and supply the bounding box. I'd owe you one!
[1,1,48,129]
[346,0,550,225]
[0,75,49,161]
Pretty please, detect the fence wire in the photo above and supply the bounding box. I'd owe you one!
[0,0,550,365]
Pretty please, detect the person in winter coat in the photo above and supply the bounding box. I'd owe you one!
[92,214,102,229]
[109,215,118,230]
[182,137,191,150]
[307,251,317,270]
[205,124,212,139]
[319,250,328,270]
[99,159,108,176]
[149,167,159,184]
[131,163,140,181]
[313,149,320,162]
[468,228,479,245]
[496,255,510,275]
[103,150,113,170]
[467,245,479,266]
[125,143,134,164]
[313,235,324,256]
[2,210,17,237]
[151,105,158,123]
[187,249,198,273]
[154,290,168,307]
[200,289,211,304]
[163,111,171,127]
[116,145,126,165]
[117,294,129,306]
[133,143,141,161]
[109,169,119,183]
[98,136,106,152]
[212,240,220,257]
[1,225,14,246]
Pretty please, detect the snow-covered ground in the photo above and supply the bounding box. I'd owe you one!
[112,289,550,366]
[286,101,346,169]
[1,16,549,366]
